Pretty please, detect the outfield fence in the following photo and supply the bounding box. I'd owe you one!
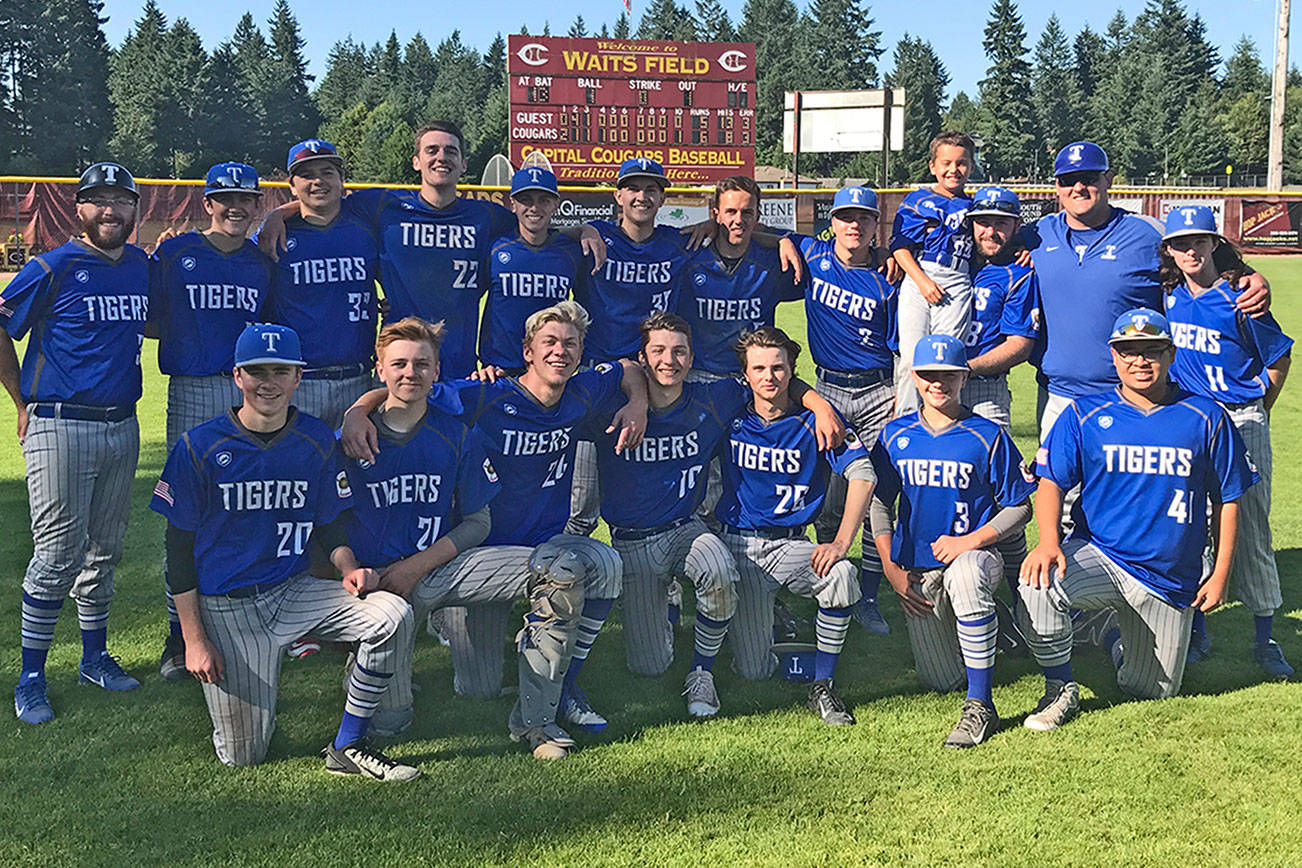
[3,176,1301,267]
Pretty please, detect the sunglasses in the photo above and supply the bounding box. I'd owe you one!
[1056,171,1103,188]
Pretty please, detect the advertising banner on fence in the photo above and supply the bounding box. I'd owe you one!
[1241,200,1302,249]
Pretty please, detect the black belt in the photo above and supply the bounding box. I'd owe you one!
[216,579,288,599]
[30,402,134,423]
[723,524,808,541]
[302,362,370,381]
[816,367,892,388]
[966,373,1004,383]
[611,516,695,542]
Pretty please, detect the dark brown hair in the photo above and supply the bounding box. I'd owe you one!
[413,120,466,156]
[639,311,693,354]
[1158,237,1248,294]
[711,175,762,210]
[734,325,801,369]
[929,131,975,161]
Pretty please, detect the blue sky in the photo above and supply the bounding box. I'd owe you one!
[100,0,1291,99]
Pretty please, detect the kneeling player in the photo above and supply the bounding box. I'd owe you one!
[718,327,874,725]
[870,335,1034,747]
[1019,309,1254,730]
[150,324,418,779]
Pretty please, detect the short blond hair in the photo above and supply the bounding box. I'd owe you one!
[523,300,590,347]
[376,316,447,359]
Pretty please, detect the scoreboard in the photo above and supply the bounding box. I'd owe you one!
[507,36,757,184]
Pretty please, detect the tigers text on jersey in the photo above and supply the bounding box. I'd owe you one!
[1037,387,1256,606]
[889,188,974,272]
[149,408,351,595]
[965,257,1040,360]
[269,212,381,368]
[798,236,897,372]
[343,189,516,379]
[150,231,274,376]
[1164,279,1293,404]
[1025,208,1163,398]
[0,239,150,405]
[451,364,624,546]
[716,406,869,530]
[589,378,749,529]
[480,232,588,369]
[676,242,805,375]
[342,406,500,568]
[574,221,690,364]
[871,412,1034,571]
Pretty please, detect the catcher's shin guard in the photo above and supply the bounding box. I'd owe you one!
[515,543,586,728]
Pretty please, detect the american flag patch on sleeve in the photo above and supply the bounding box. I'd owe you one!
[153,480,173,505]
[1035,447,1049,467]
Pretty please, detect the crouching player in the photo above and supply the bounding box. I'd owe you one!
[719,327,874,725]
[1018,309,1255,730]
[870,335,1035,747]
[150,324,418,779]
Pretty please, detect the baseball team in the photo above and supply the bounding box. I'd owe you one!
[0,120,1291,782]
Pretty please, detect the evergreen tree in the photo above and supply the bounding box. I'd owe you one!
[806,0,881,89]
[1086,12,1142,173]
[638,0,695,40]
[597,23,609,37]
[569,15,588,38]
[1224,91,1269,173]
[886,34,949,182]
[157,17,208,176]
[24,0,112,173]
[483,33,506,90]
[0,0,38,168]
[230,12,274,168]
[315,38,371,122]
[1072,24,1105,103]
[975,0,1036,178]
[1223,37,1267,100]
[613,13,632,38]
[107,0,171,174]
[399,33,438,118]
[694,0,737,41]
[740,0,805,163]
[373,31,402,99]
[1031,15,1080,176]
[1171,79,1229,177]
[198,41,250,167]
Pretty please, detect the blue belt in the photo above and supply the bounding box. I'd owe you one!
[816,367,891,389]
[302,362,370,381]
[611,516,695,542]
[30,402,134,423]
[723,524,807,541]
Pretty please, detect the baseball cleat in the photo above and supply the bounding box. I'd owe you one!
[14,675,54,725]
[79,651,140,691]
[851,597,891,636]
[1186,630,1212,663]
[286,637,321,659]
[510,727,570,760]
[944,698,999,748]
[508,703,577,748]
[1252,640,1294,681]
[159,633,187,681]
[994,597,1027,658]
[559,686,608,732]
[1023,679,1079,731]
[807,677,856,726]
[322,740,421,781]
[683,668,721,718]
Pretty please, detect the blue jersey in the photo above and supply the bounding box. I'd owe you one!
[676,243,804,376]
[590,378,749,529]
[966,257,1040,360]
[451,364,624,546]
[1164,279,1293,405]
[575,221,689,364]
[716,406,870,530]
[342,405,500,569]
[150,231,273,376]
[871,412,1035,571]
[0,239,149,405]
[1037,388,1256,607]
[149,409,352,595]
[480,232,588,369]
[798,235,897,373]
[268,212,380,368]
[889,188,974,272]
[1025,208,1163,398]
[343,189,516,379]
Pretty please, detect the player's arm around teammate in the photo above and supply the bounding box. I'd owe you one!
[151,325,417,779]
[1017,309,1255,732]
[869,335,1035,748]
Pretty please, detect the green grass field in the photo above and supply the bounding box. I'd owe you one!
[1,261,1299,867]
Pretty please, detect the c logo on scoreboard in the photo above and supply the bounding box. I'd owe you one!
[719,50,748,73]
[517,43,549,66]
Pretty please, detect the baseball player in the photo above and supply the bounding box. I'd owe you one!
[150,323,418,779]
[793,185,897,637]
[1018,309,1255,730]
[3,162,148,725]
[1159,206,1293,678]
[870,335,1035,748]
[342,300,648,733]
[479,167,588,374]
[890,131,976,414]
[589,311,841,717]
[150,161,275,679]
[717,326,874,725]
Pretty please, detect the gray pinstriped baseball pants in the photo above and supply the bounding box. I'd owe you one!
[1225,400,1280,616]
[900,548,1003,693]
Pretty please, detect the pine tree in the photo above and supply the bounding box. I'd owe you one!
[315,38,371,123]
[886,34,949,182]
[1031,15,1080,176]
[638,0,695,40]
[399,33,438,118]
[944,91,981,134]
[613,13,631,38]
[569,15,588,38]
[107,0,171,174]
[157,17,208,176]
[805,0,882,89]
[0,0,38,169]
[1072,24,1105,102]
[694,0,737,41]
[597,23,609,37]
[740,0,805,163]
[1223,37,1268,100]
[1086,12,1141,173]
[24,0,112,173]
[198,41,249,167]
[483,34,506,89]
[230,12,273,168]
[975,0,1036,178]
[1171,79,1229,177]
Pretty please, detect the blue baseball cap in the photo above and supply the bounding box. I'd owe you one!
[829,185,879,217]
[1053,141,1109,176]
[616,157,668,188]
[1109,308,1172,345]
[772,643,817,683]
[204,162,261,197]
[286,138,343,174]
[1162,205,1221,242]
[234,324,306,367]
[967,186,1020,219]
[510,166,559,197]
[912,334,969,372]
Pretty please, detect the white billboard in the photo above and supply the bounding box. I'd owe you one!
[783,89,906,154]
